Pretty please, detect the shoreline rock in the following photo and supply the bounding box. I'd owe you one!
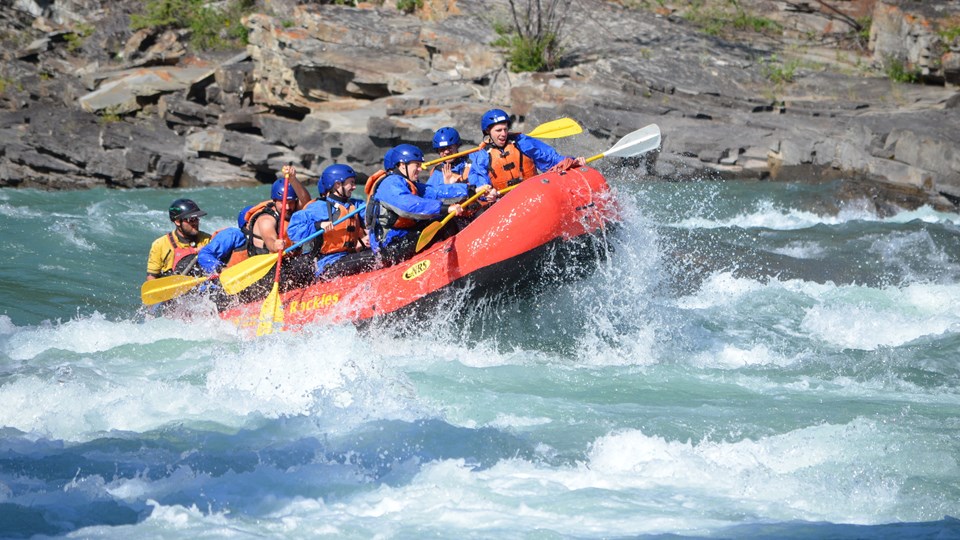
[0,0,958,215]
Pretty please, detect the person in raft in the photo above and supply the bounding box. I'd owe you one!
[243,168,310,256]
[195,206,253,275]
[235,173,315,300]
[427,126,471,186]
[365,144,485,266]
[467,108,586,192]
[287,163,378,280]
[145,198,211,281]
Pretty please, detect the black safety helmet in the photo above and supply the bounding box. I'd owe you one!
[168,198,207,221]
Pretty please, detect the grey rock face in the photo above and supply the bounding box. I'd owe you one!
[0,0,957,214]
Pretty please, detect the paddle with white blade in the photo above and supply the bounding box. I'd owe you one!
[584,123,661,164]
[414,124,662,253]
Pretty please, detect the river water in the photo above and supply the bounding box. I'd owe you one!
[1,172,959,538]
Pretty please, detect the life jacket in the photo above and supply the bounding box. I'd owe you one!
[364,170,420,233]
[318,198,364,255]
[243,200,292,256]
[209,227,249,269]
[486,137,537,192]
[166,232,201,276]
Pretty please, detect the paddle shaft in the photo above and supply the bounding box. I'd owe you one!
[271,175,292,283]
[218,203,367,295]
[284,203,366,254]
[422,117,582,169]
[415,187,490,252]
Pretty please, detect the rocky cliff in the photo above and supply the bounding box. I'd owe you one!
[1,0,958,214]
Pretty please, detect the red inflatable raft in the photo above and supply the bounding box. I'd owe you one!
[219,166,617,332]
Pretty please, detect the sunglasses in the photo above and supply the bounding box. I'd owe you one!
[182,217,200,224]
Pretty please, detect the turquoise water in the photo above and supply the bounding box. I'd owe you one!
[1,175,959,538]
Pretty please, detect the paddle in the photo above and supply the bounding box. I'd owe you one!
[414,124,662,253]
[219,203,367,296]
[414,187,491,253]
[421,117,582,169]
[256,174,293,336]
[584,123,661,164]
[140,273,217,305]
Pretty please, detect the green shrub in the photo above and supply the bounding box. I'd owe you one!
[396,0,422,13]
[684,0,781,38]
[940,24,960,43]
[506,33,558,72]
[884,56,920,83]
[761,55,800,84]
[131,0,254,51]
[64,23,94,53]
[490,0,568,73]
[855,16,872,45]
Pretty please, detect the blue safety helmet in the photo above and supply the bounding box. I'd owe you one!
[432,127,461,149]
[481,108,511,134]
[384,143,424,170]
[319,163,357,193]
[381,147,397,172]
[271,179,298,201]
[237,205,254,229]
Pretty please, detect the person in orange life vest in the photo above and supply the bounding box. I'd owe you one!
[427,127,471,186]
[196,206,253,274]
[237,175,315,301]
[146,198,212,281]
[466,108,586,191]
[287,164,378,280]
[366,144,480,266]
[245,169,309,256]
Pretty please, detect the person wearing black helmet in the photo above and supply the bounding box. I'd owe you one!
[467,108,585,192]
[146,198,212,281]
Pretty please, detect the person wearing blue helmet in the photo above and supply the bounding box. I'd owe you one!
[288,163,378,280]
[244,165,310,256]
[196,206,254,274]
[467,108,585,191]
[365,143,480,265]
[427,126,470,186]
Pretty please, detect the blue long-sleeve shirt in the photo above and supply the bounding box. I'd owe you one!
[426,158,470,186]
[466,134,567,187]
[287,197,366,275]
[196,227,247,273]
[288,197,366,244]
[369,173,469,251]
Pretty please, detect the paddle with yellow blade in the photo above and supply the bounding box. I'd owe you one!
[414,186,492,252]
[219,203,367,296]
[140,273,217,306]
[255,175,294,336]
[414,123,662,253]
[421,117,582,169]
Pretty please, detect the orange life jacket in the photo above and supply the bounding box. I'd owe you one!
[486,138,537,192]
[243,200,292,256]
[364,170,419,231]
[318,199,365,255]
